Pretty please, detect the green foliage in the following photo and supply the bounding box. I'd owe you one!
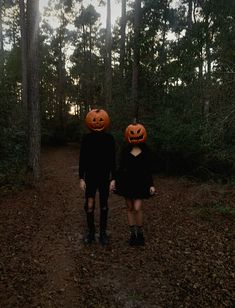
[65,115,82,142]
[191,202,235,221]
[1,0,235,189]
[0,127,27,189]
[0,44,26,189]
[41,115,81,146]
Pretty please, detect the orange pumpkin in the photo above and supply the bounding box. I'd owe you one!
[85,109,110,132]
[125,123,147,144]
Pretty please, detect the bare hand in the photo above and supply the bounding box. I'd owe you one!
[150,186,156,196]
[109,180,116,192]
[79,179,86,191]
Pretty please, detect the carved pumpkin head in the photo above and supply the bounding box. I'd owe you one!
[85,109,110,132]
[125,123,147,144]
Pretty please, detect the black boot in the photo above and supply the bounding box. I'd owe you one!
[99,207,109,245]
[84,206,95,245]
[84,229,95,244]
[136,226,145,246]
[99,231,109,246]
[129,226,137,246]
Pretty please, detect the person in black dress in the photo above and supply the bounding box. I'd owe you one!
[116,123,155,246]
[79,109,116,245]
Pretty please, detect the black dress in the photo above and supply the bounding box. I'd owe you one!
[115,143,154,199]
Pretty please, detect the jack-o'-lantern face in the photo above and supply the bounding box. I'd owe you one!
[125,123,147,144]
[85,109,110,132]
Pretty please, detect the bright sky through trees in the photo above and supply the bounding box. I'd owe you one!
[39,0,121,27]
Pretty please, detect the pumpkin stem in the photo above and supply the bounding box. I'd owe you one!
[133,117,137,125]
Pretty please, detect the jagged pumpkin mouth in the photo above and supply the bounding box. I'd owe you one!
[130,135,144,141]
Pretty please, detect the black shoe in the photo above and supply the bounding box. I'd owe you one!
[83,232,95,245]
[136,232,145,246]
[99,232,109,246]
[129,232,137,246]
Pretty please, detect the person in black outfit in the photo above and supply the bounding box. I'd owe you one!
[79,109,116,245]
[116,124,155,246]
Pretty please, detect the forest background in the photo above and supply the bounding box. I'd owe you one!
[0,0,235,188]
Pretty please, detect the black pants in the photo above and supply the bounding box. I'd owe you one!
[84,176,110,233]
[85,176,109,205]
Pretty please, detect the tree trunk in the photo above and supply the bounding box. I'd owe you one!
[205,15,211,80]
[57,8,67,140]
[58,49,66,134]
[105,0,112,107]
[120,0,126,78]
[132,0,141,120]
[0,0,4,74]
[82,23,88,112]
[187,0,193,33]
[158,12,167,94]
[204,13,212,119]
[27,0,41,183]
[89,22,93,106]
[0,0,3,52]
[19,0,28,112]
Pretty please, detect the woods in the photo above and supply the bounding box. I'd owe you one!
[0,0,235,185]
[0,2,234,306]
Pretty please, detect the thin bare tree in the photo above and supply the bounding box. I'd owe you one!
[120,0,127,78]
[26,0,41,183]
[0,0,4,72]
[19,0,28,112]
[105,0,112,107]
[132,0,141,120]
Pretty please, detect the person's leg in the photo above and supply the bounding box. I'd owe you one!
[126,198,135,225]
[133,199,143,226]
[84,181,97,244]
[126,198,137,246]
[133,199,145,245]
[98,179,110,245]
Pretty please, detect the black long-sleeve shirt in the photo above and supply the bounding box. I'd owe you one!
[79,131,116,180]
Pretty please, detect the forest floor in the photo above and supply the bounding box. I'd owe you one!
[0,144,234,308]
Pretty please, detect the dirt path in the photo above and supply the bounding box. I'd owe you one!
[0,144,234,307]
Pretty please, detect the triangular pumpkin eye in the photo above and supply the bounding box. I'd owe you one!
[137,129,141,133]
[99,118,103,121]
[93,118,96,122]
[130,130,134,134]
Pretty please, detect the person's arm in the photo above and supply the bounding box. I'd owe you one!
[118,146,127,171]
[110,136,116,181]
[109,136,116,192]
[79,136,87,191]
[144,145,155,191]
[148,166,155,195]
